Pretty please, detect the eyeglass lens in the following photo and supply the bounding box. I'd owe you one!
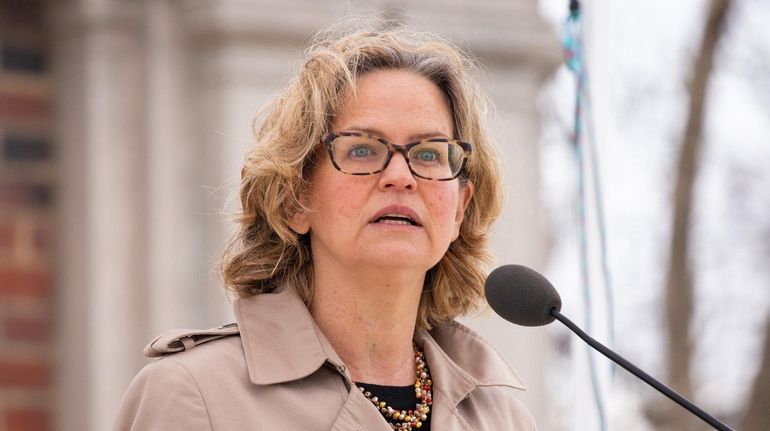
[331,135,465,179]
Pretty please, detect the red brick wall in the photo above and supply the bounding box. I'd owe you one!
[0,1,52,430]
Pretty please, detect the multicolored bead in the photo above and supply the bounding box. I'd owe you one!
[357,342,433,431]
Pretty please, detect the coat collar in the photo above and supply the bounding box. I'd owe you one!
[233,285,347,385]
[233,284,526,405]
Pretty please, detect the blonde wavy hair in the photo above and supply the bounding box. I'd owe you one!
[221,24,503,329]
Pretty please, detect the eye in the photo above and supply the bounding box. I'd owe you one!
[413,148,441,163]
[348,144,377,159]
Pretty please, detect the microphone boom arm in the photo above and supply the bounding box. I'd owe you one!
[550,308,732,431]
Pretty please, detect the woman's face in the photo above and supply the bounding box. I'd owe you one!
[292,69,473,274]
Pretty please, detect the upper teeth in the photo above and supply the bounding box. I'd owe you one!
[377,213,415,225]
[381,219,412,225]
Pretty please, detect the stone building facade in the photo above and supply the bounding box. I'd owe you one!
[0,1,561,430]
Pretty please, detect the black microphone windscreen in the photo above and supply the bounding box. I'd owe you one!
[484,265,562,327]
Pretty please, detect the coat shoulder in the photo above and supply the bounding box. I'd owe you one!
[115,350,220,430]
[115,326,249,430]
[143,323,240,358]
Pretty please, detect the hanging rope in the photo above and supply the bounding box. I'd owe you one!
[562,0,615,429]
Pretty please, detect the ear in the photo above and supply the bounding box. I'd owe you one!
[289,209,311,235]
[289,190,312,235]
[452,180,474,240]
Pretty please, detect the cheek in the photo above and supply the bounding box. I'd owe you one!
[428,187,462,232]
[311,181,364,232]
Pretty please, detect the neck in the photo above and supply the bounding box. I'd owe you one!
[310,262,424,386]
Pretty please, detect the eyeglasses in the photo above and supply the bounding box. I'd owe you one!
[322,132,471,181]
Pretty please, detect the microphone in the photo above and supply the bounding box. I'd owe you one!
[484,264,733,431]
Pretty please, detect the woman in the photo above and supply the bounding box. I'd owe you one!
[115,25,536,431]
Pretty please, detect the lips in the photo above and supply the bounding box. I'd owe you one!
[369,205,422,227]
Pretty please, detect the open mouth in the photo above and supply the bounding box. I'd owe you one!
[373,213,420,227]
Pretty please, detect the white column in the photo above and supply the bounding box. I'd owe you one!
[52,1,147,430]
[145,0,203,333]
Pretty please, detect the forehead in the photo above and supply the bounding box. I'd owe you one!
[332,69,454,138]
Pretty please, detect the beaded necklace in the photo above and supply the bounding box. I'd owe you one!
[357,342,433,430]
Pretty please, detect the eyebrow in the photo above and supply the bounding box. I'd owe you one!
[342,126,451,142]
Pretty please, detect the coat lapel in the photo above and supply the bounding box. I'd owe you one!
[430,390,475,431]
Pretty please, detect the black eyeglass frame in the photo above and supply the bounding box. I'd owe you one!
[322,131,472,181]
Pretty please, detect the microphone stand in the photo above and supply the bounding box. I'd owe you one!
[550,308,733,431]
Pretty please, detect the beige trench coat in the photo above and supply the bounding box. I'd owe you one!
[114,285,537,430]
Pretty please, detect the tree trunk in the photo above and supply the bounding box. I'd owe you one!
[650,0,732,429]
[741,314,770,430]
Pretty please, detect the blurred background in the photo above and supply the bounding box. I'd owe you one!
[0,0,767,430]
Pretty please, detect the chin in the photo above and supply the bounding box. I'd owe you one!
[358,246,437,271]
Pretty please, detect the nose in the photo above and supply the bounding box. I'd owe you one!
[378,152,417,192]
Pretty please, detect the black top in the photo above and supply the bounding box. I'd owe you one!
[357,382,432,430]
